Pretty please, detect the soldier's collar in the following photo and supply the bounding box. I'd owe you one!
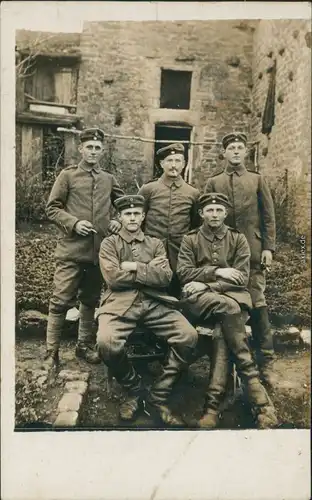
[225,163,247,176]
[159,174,183,188]
[78,160,101,173]
[119,228,145,243]
[200,223,228,241]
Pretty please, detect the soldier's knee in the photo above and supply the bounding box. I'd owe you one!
[250,292,267,308]
[224,298,241,315]
[96,319,123,359]
[80,298,99,309]
[49,294,77,314]
[178,319,198,347]
[79,302,96,313]
[49,301,68,314]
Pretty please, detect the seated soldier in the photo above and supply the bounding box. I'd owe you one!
[96,195,198,427]
[177,193,278,429]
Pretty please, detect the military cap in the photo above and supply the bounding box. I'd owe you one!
[156,143,185,161]
[115,195,145,212]
[199,192,232,209]
[222,133,247,150]
[80,128,105,143]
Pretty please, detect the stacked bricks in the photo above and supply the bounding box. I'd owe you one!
[53,370,90,427]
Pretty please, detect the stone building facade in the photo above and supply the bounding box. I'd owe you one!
[77,20,256,189]
[16,20,311,234]
[250,19,311,236]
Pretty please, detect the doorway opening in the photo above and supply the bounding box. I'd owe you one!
[154,122,192,179]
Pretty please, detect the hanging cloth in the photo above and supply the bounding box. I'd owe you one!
[262,59,277,135]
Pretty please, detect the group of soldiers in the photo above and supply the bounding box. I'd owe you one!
[44,126,278,429]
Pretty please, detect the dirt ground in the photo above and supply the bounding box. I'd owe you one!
[15,337,310,430]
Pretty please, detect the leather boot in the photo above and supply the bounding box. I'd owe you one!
[75,344,101,364]
[220,313,259,381]
[199,335,231,429]
[246,379,278,429]
[220,314,278,429]
[189,335,211,365]
[46,310,66,353]
[43,350,60,370]
[249,307,276,387]
[146,346,193,427]
[76,304,100,364]
[106,352,143,421]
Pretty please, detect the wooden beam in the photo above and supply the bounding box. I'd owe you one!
[16,111,82,126]
[25,94,77,109]
[18,50,81,62]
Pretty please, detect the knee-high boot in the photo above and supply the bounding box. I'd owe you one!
[249,306,276,387]
[146,345,194,427]
[220,313,278,429]
[199,334,231,428]
[76,304,100,364]
[106,351,142,394]
[105,351,144,421]
[45,310,66,367]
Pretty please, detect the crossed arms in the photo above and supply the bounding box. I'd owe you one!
[99,237,173,291]
[177,233,251,296]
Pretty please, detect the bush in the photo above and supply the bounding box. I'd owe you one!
[16,162,56,223]
[16,228,56,313]
[266,242,311,326]
[15,369,47,425]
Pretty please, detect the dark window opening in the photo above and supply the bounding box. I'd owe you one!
[154,123,192,178]
[42,126,65,181]
[160,69,192,110]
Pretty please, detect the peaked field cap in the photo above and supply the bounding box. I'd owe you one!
[115,195,145,211]
[222,133,248,150]
[156,143,185,160]
[80,128,105,143]
[199,193,232,209]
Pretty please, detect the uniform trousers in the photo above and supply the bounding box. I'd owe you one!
[248,269,266,308]
[46,260,103,352]
[97,293,197,361]
[181,291,242,323]
[49,260,103,314]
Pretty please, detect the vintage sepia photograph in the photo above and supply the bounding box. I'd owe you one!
[13,10,311,435]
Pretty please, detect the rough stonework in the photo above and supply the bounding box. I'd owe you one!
[77,20,256,187]
[251,19,311,236]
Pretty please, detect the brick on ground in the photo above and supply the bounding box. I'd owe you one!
[58,370,90,382]
[64,381,88,396]
[58,392,82,412]
[300,329,311,346]
[53,411,79,427]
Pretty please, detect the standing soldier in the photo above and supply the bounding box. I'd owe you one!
[205,133,276,387]
[138,143,200,296]
[45,128,123,367]
[177,193,278,429]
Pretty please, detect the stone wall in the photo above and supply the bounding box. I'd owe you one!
[77,20,256,190]
[250,19,311,237]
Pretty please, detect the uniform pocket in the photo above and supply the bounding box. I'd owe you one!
[254,230,262,239]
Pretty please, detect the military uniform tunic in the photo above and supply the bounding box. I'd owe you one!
[97,229,197,359]
[176,224,252,321]
[46,161,124,264]
[205,164,276,307]
[138,174,200,271]
[46,161,124,312]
